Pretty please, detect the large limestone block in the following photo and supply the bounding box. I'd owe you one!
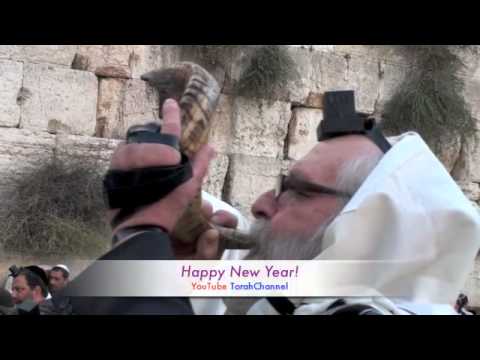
[209,95,234,154]
[230,97,291,159]
[287,107,323,161]
[75,45,135,77]
[204,154,229,200]
[0,129,56,189]
[122,79,159,135]
[321,52,381,113]
[96,78,127,139]
[0,59,23,127]
[225,154,283,218]
[21,63,98,136]
[0,45,77,67]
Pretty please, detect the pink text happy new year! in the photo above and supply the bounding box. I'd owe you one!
[181,265,299,282]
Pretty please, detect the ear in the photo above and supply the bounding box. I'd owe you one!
[32,285,42,299]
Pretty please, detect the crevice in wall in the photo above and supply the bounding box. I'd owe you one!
[94,77,103,138]
[372,60,386,119]
[71,53,90,71]
[283,106,297,161]
[117,79,128,139]
[344,53,351,81]
[221,154,234,204]
[94,77,128,139]
[17,60,26,129]
[128,50,140,76]
[451,139,467,180]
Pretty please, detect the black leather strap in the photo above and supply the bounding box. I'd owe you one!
[128,132,180,150]
[366,126,392,154]
[330,304,383,316]
[318,115,392,154]
[126,122,180,151]
[105,122,190,229]
[326,299,347,310]
[103,153,192,211]
[266,297,296,315]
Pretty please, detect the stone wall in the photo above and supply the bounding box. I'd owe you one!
[1,45,479,305]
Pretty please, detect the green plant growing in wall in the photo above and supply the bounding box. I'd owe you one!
[235,45,298,101]
[0,154,111,258]
[174,45,299,103]
[382,45,477,152]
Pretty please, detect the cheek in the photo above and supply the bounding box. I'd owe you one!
[309,199,340,220]
[270,199,339,237]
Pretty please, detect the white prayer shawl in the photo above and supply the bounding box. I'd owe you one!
[194,133,480,315]
[246,297,459,315]
[247,132,479,315]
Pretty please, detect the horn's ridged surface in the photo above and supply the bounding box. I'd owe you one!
[141,62,254,250]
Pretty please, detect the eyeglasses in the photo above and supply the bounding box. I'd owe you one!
[274,174,352,200]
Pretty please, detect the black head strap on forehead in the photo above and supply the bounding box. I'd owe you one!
[317,91,391,153]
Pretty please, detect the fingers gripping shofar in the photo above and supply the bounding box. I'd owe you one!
[141,62,254,250]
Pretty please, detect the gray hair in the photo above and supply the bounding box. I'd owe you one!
[334,152,384,209]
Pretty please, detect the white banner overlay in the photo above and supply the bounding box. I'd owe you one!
[64,260,453,301]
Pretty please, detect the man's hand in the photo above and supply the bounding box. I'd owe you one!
[173,200,240,260]
[108,98,216,236]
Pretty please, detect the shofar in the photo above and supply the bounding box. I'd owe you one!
[141,62,254,250]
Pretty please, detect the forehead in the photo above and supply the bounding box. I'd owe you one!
[291,135,381,185]
[13,275,27,287]
[50,270,64,277]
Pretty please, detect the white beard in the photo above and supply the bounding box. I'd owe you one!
[244,219,330,261]
[224,218,331,315]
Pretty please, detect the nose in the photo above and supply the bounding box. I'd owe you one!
[251,190,277,220]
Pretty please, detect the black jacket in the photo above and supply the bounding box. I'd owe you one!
[67,229,194,315]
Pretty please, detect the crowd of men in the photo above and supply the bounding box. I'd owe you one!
[0,264,71,315]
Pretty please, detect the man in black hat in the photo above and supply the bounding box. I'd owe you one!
[11,267,49,314]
